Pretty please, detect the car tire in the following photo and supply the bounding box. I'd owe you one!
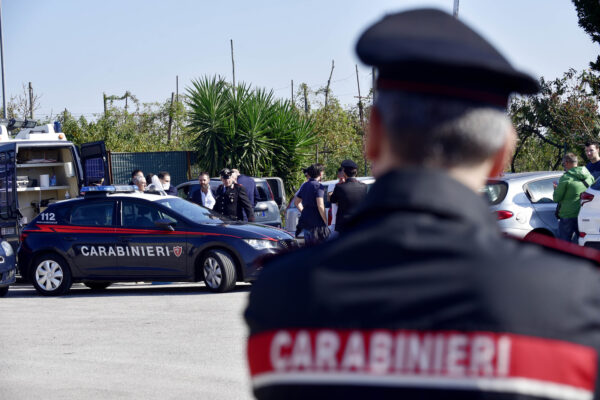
[84,282,112,291]
[0,286,8,297]
[31,254,72,296]
[202,250,237,293]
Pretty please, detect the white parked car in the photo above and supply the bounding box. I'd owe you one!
[578,179,600,248]
[284,177,375,236]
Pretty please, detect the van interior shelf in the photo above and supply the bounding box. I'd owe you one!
[17,185,69,192]
[16,162,65,168]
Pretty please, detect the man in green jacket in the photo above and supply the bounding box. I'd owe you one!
[553,152,595,243]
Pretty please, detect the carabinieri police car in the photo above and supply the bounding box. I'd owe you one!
[17,185,296,296]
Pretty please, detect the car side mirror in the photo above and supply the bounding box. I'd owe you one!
[155,218,175,231]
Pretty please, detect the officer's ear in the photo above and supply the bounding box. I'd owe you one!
[488,125,517,178]
[367,106,384,161]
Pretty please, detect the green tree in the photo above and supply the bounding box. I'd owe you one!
[510,69,600,171]
[573,0,600,72]
[186,75,317,194]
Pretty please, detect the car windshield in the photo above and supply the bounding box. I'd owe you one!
[156,197,231,224]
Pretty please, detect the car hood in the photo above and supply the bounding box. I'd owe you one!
[206,221,293,240]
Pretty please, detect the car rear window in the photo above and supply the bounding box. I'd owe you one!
[256,181,272,202]
[482,181,508,205]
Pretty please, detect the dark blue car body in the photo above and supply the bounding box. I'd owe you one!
[18,189,295,295]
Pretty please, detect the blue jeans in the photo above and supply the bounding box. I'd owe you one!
[558,217,578,244]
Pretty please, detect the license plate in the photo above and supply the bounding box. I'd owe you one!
[254,211,266,217]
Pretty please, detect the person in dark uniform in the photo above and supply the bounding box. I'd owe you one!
[330,159,368,232]
[232,168,260,221]
[214,168,255,222]
[245,8,600,400]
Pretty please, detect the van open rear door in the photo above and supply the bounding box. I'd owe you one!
[264,177,286,211]
[80,141,111,186]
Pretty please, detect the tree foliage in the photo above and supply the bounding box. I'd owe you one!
[60,95,189,152]
[510,69,600,171]
[573,0,600,72]
[186,76,317,193]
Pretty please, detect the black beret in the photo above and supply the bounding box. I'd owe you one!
[219,168,232,178]
[356,8,539,107]
[341,159,358,169]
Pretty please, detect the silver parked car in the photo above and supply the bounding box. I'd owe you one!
[483,171,563,239]
[176,177,282,227]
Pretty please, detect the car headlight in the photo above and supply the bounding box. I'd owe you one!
[1,241,13,257]
[243,239,280,250]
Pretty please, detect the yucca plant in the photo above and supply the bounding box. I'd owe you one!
[186,75,317,191]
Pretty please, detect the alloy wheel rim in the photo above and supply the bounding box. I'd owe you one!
[35,260,64,291]
[203,257,222,288]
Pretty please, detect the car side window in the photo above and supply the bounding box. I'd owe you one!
[70,201,114,226]
[122,201,177,228]
[524,178,557,204]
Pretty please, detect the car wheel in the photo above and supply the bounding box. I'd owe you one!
[84,282,111,291]
[202,250,237,293]
[0,286,8,297]
[31,254,72,296]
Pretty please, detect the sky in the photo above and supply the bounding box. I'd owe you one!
[2,0,599,120]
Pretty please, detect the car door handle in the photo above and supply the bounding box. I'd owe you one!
[63,236,77,241]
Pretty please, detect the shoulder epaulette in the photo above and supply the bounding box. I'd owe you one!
[515,232,600,267]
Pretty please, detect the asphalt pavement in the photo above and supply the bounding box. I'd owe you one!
[0,282,254,400]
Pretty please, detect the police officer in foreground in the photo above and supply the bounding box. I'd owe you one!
[245,8,600,400]
[214,168,255,222]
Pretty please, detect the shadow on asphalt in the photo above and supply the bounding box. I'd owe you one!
[5,282,252,298]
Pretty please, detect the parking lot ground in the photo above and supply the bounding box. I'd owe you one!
[0,282,254,400]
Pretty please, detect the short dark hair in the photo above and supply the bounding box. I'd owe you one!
[131,169,143,178]
[585,142,599,149]
[307,163,324,179]
[198,171,210,179]
[157,171,170,180]
[344,167,358,177]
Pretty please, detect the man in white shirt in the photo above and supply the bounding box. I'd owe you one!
[191,172,215,209]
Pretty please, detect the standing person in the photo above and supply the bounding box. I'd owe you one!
[585,142,600,179]
[245,9,600,399]
[294,163,329,245]
[191,172,216,209]
[330,159,368,232]
[129,169,143,185]
[553,152,594,243]
[214,168,254,222]
[158,171,177,196]
[232,168,259,221]
[132,175,146,191]
[327,167,346,232]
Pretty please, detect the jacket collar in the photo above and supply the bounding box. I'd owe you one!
[347,168,497,229]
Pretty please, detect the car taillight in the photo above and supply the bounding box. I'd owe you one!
[19,232,28,242]
[580,232,587,238]
[496,210,513,220]
[328,208,332,225]
[581,192,594,206]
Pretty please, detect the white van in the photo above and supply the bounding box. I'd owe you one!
[0,119,110,251]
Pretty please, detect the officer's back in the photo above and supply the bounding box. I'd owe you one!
[245,8,600,400]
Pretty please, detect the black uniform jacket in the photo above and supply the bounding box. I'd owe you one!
[215,183,254,222]
[245,169,600,400]
[330,177,368,231]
